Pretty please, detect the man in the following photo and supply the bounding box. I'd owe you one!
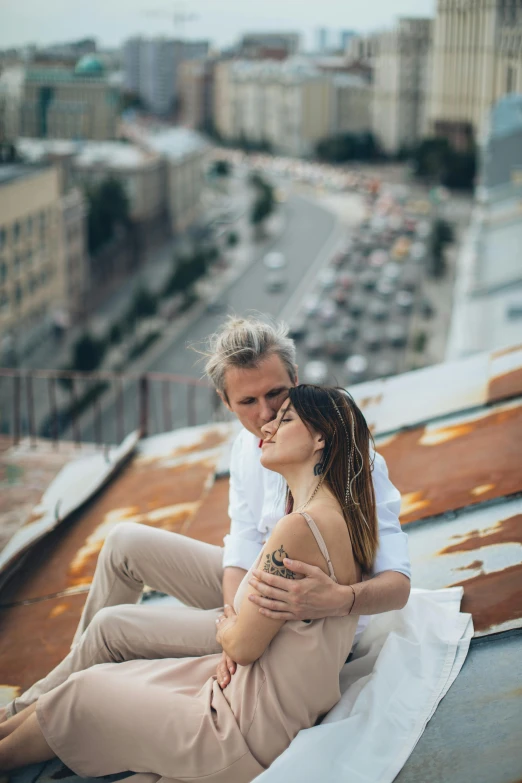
[1,316,410,720]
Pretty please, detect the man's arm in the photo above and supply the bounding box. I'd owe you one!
[248,560,410,620]
[222,566,247,607]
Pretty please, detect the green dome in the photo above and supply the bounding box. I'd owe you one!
[75,55,105,77]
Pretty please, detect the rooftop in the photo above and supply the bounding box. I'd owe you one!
[0,162,49,187]
[1,342,521,782]
[17,138,160,170]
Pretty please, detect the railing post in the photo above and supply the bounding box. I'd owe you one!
[25,373,36,448]
[139,374,149,437]
[13,373,21,446]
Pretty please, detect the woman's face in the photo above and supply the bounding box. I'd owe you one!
[260,401,324,472]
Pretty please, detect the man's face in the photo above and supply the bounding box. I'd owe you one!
[220,353,297,438]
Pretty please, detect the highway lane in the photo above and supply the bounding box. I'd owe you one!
[82,192,343,443]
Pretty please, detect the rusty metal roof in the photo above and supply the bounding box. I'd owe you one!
[352,342,522,436]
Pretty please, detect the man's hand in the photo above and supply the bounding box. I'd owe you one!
[248,558,346,621]
[249,561,411,620]
[216,650,237,689]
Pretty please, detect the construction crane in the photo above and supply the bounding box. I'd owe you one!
[142,4,198,39]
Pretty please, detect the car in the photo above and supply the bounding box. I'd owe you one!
[420,297,435,318]
[344,354,369,383]
[332,288,348,307]
[265,271,286,292]
[303,360,329,384]
[338,315,358,340]
[263,251,286,270]
[337,271,356,290]
[363,327,382,352]
[318,267,337,291]
[318,299,337,327]
[385,323,408,348]
[376,278,395,299]
[349,295,366,318]
[288,316,308,340]
[396,290,415,313]
[302,294,320,317]
[372,357,396,379]
[369,301,389,321]
[324,327,351,361]
[304,332,324,357]
[360,270,378,291]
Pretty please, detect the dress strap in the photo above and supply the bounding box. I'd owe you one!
[297,511,338,583]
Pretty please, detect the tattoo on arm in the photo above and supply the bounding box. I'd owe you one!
[263,545,295,579]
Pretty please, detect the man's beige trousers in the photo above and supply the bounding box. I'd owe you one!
[6,522,225,717]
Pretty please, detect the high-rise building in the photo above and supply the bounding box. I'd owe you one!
[340,30,357,52]
[371,18,433,154]
[122,37,210,116]
[317,28,329,54]
[429,0,522,150]
[447,93,522,359]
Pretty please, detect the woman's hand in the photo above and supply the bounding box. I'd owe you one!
[216,650,237,689]
[215,604,238,645]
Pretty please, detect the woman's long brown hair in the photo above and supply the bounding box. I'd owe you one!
[286,385,378,573]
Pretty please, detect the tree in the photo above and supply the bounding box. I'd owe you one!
[411,138,477,190]
[315,132,379,163]
[72,332,105,372]
[430,218,455,278]
[86,177,131,255]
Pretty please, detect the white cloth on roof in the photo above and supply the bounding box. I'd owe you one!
[253,586,473,783]
[223,428,411,640]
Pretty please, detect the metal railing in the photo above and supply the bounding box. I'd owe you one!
[0,368,225,448]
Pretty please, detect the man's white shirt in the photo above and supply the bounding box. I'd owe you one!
[223,428,411,640]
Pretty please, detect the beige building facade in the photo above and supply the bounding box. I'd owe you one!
[332,75,372,135]
[429,0,522,148]
[370,18,433,154]
[0,165,66,336]
[213,59,334,157]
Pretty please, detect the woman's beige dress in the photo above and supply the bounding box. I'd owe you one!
[36,512,358,782]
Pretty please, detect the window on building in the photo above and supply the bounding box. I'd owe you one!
[0,227,5,250]
[40,211,47,238]
[27,215,33,236]
[0,260,6,284]
[14,221,21,243]
[14,282,22,307]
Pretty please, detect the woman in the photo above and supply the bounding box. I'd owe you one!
[0,385,378,781]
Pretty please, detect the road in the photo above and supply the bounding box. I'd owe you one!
[81,192,345,443]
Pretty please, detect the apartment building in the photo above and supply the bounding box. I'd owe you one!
[214,59,334,158]
[429,0,522,149]
[0,165,67,337]
[332,75,372,135]
[370,18,433,155]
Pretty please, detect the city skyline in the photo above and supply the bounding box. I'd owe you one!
[1,0,435,50]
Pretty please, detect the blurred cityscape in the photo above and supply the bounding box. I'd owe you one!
[0,2,521,443]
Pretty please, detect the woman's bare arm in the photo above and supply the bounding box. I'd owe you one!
[217,513,339,666]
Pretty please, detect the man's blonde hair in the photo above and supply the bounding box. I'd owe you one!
[202,315,297,398]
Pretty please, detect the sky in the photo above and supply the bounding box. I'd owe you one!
[1,0,435,51]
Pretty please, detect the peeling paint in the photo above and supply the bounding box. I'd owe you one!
[439,514,522,555]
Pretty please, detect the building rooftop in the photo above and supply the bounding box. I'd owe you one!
[17,138,160,171]
[0,162,49,186]
[133,125,209,162]
[1,342,521,782]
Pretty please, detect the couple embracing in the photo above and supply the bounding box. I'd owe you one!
[0,316,411,781]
